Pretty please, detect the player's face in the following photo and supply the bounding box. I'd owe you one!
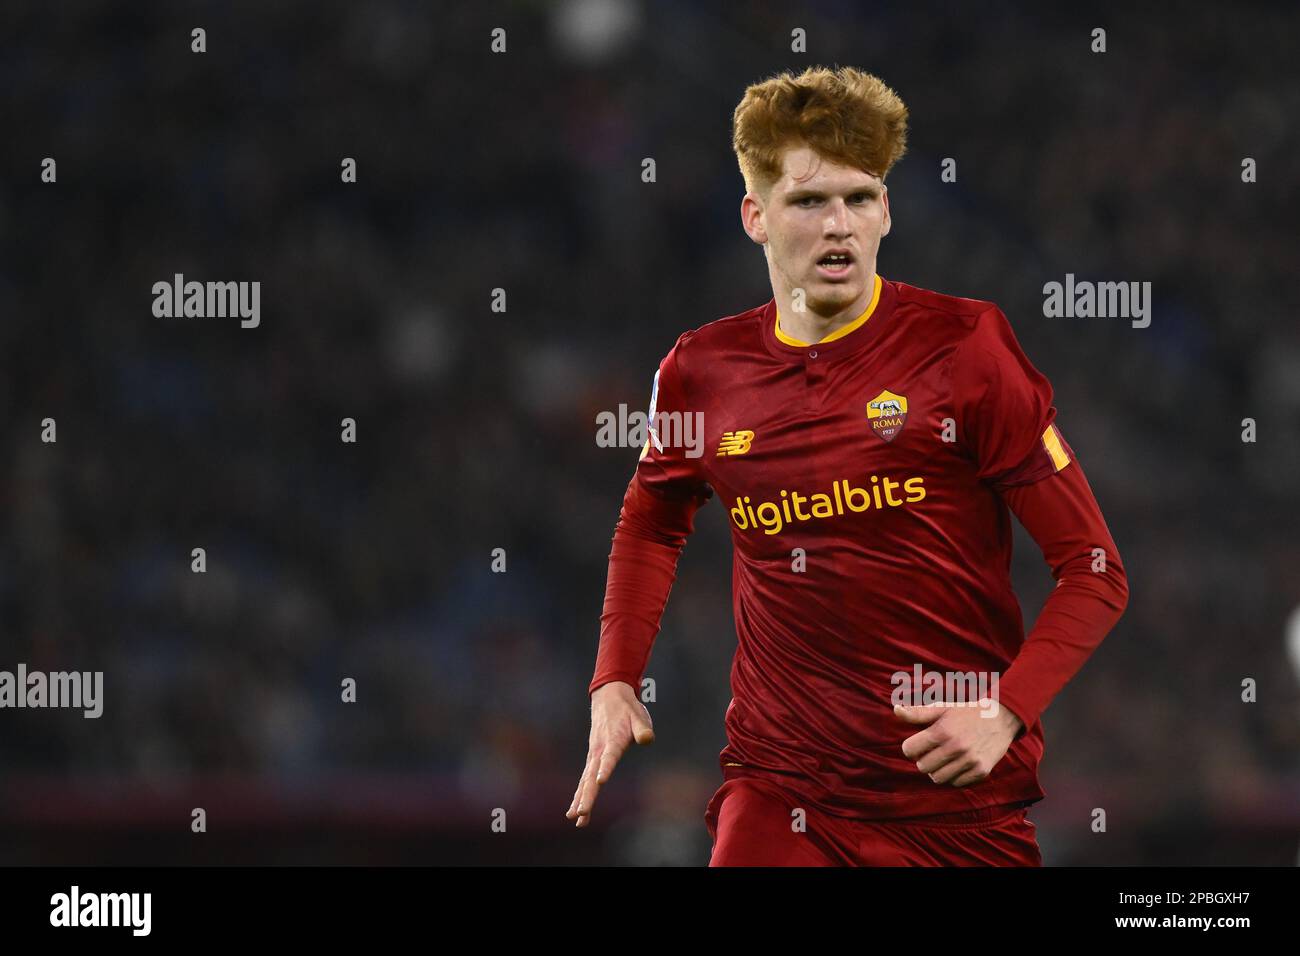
[744,145,891,317]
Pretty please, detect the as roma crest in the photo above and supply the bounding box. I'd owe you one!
[866,389,908,442]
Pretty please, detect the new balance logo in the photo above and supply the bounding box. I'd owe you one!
[717,430,754,456]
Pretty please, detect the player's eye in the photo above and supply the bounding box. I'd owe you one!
[851,192,873,203]
[797,197,819,207]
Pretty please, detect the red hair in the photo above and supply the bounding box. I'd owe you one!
[732,66,909,197]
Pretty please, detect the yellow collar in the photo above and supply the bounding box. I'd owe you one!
[775,273,883,347]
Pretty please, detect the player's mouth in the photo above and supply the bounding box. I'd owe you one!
[815,250,855,280]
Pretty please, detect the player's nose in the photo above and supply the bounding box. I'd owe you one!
[823,198,853,236]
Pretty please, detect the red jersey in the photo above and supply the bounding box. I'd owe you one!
[590,274,1128,819]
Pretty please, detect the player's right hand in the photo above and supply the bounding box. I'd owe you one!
[566,680,655,828]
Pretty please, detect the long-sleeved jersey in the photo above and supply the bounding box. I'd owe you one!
[590,274,1129,819]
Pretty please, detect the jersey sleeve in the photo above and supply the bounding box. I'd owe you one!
[996,458,1129,735]
[952,305,1074,490]
[587,336,713,696]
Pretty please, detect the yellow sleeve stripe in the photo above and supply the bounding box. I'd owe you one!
[1042,424,1071,472]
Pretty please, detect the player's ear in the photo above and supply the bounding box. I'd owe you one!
[880,184,892,238]
[741,192,767,245]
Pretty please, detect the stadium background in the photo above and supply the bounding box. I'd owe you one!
[1,0,1298,865]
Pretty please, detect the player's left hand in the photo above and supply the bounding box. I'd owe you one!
[894,700,1024,787]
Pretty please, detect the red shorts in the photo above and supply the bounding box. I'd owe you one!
[704,774,1042,867]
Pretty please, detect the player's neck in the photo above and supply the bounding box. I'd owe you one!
[774,271,879,346]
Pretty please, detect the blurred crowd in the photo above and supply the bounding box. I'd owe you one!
[0,0,1297,864]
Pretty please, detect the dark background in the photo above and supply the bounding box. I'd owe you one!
[1,0,1298,865]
